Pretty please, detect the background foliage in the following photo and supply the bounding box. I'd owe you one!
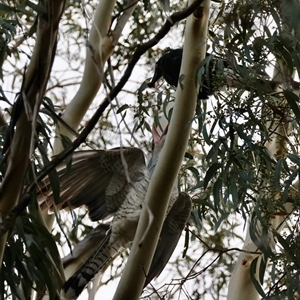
[0,0,299,299]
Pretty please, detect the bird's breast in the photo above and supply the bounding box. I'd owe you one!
[109,172,178,246]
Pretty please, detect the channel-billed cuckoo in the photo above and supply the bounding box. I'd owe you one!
[148,48,230,99]
[148,48,270,99]
[40,125,191,299]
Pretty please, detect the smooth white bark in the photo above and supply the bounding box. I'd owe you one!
[48,0,138,282]
[53,0,137,153]
[112,1,211,299]
[0,0,65,265]
[227,58,296,300]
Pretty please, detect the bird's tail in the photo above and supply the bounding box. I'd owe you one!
[61,230,119,299]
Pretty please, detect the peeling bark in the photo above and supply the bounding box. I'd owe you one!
[0,0,66,264]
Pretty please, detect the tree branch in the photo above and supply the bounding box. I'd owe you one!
[227,38,297,300]
[53,0,117,153]
[0,0,65,265]
[113,0,210,298]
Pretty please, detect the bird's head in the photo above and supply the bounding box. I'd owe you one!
[148,49,183,88]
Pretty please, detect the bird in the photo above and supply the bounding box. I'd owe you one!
[40,124,191,299]
[148,48,230,99]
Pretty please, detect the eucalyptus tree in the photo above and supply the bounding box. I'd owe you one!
[0,0,299,300]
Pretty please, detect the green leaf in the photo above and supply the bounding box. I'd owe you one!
[191,209,202,228]
[0,44,6,80]
[284,90,300,121]
[184,152,193,159]
[272,231,295,262]
[61,134,72,151]
[283,169,298,201]
[202,123,211,145]
[213,178,222,210]
[187,166,199,177]
[183,228,189,258]
[156,91,163,108]
[117,104,129,114]
[240,170,256,184]
[274,159,282,191]
[204,162,222,189]
[250,257,266,298]
[25,0,47,15]
[0,4,16,12]
[288,153,300,166]
[207,140,221,161]
[250,212,274,258]
[138,81,148,103]
[229,176,238,208]
[214,212,230,232]
[258,256,267,285]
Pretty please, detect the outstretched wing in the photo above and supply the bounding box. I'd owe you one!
[40,148,147,221]
[144,192,192,287]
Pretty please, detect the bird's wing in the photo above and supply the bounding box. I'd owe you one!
[144,192,192,287]
[39,148,147,221]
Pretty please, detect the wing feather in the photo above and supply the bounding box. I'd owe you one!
[39,148,147,221]
[144,192,192,287]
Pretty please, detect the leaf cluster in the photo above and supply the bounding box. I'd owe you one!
[1,0,300,299]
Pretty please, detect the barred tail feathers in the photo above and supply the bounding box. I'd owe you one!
[62,238,119,299]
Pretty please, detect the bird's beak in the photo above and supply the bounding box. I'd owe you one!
[148,64,162,88]
[161,124,169,137]
[152,124,169,144]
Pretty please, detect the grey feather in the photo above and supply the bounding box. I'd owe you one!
[62,224,109,271]
[144,192,191,287]
[40,148,146,221]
